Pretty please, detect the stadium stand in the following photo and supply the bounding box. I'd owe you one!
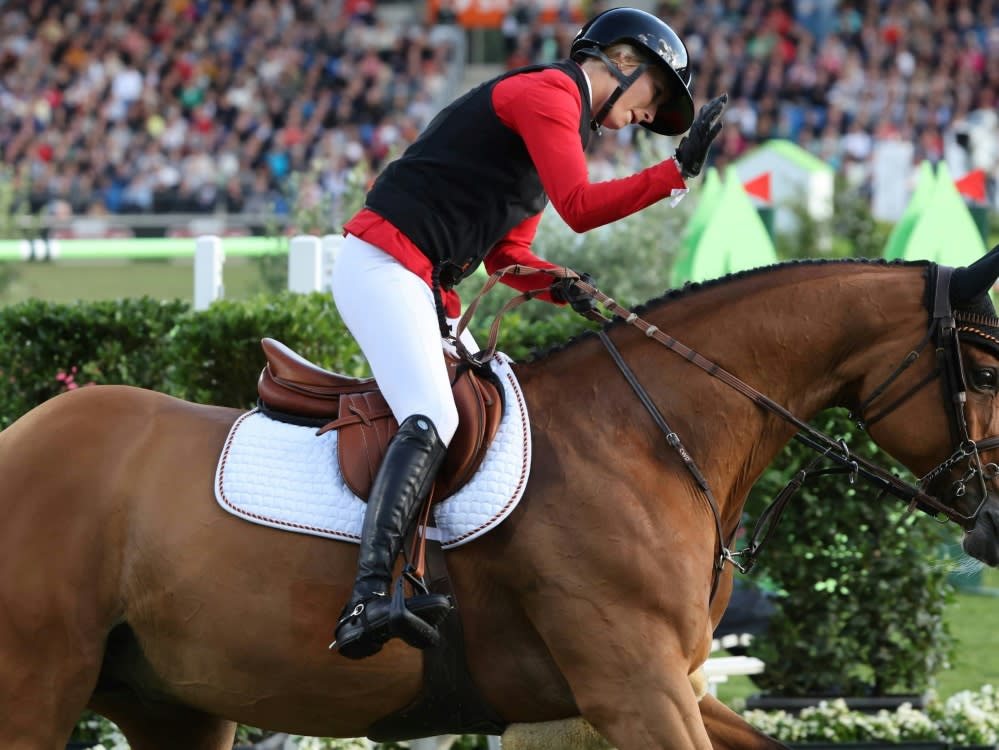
[1,0,996,233]
[0,0,461,234]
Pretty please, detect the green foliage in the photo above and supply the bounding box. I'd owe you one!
[742,410,956,698]
[831,181,893,259]
[0,165,37,241]
[0,290,583,428]
[772,194,841,261]
[164,292,367,407]
[251,251,291,295]
[0,261,18,301]
[455,284,598,359]
[772,178,895,262]
[0,293,369,423]
[0,296,188,428]
[0,166,32,297]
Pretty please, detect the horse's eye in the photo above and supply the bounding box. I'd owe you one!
[970,367,998,391]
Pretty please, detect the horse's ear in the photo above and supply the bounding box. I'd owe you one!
[949,244,999,306]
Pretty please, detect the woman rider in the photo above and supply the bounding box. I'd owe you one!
[331,6,728,660]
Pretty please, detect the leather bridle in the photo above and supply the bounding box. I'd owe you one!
[452,263,999,597]
[850,265,999,529]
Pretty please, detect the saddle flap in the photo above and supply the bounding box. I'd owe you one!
[331,359,504,503]
[333,391,397,496]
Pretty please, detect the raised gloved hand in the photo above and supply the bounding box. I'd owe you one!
[550,271,599,315]
[674,92,728,179]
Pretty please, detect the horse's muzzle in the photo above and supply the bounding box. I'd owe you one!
[962,501,999,567]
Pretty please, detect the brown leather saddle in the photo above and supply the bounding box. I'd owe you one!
[256,338,504,502]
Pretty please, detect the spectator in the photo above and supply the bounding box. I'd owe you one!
[0,0,459,222]
[1,0,997,223]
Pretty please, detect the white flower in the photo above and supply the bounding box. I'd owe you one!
[743,684,998,744]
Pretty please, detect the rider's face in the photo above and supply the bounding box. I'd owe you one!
[603,68,669,130]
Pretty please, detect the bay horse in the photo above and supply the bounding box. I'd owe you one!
[3,248,999,750]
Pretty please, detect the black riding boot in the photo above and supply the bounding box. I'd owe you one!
[333,414,452,660]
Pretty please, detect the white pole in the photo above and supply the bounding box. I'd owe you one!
[288,234,323,293]
[194,235,225,310]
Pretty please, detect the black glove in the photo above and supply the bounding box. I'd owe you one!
[550,271,599,315]
[674,92,728,179]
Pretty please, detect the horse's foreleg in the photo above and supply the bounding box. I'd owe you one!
[699,694,788,750]
[0,647,94,749]
[89,693,236,750]
[0,600,104,748]
[534,621,713,750]
[496,687,781,750]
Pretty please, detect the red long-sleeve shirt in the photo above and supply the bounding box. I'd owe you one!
[345,64,686,317]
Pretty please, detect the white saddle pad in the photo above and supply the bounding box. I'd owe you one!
[214,354,531,549]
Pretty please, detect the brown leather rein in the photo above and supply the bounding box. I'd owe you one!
[450,264,999,600]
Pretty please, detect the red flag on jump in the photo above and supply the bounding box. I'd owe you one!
[743,172,771,203]
[954,169,986,203]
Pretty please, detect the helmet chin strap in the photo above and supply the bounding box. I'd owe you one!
[577,48,648,133]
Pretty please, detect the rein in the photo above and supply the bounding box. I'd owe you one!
[450,264,998,596]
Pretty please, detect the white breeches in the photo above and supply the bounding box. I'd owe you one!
[331,234,476,447]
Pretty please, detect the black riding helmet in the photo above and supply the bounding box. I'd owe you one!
[570,7,695,136]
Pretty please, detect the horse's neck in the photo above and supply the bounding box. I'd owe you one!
[661,264,927,419]
[576,264,927,526]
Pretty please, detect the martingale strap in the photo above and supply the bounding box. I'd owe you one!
[598,329,733,600]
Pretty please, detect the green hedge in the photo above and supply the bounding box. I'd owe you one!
[0,293,366,426]
[742,411,955,699]
[0,296,187,426]
[0,292,589,428]
[161,293,368,407]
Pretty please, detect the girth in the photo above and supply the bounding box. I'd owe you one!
[256,338,504,502]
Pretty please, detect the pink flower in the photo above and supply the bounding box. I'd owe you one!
[55,366,80,391]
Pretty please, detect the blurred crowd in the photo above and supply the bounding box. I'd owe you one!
[1,0,997,228]
[0,0,459,226]
[506,0,999,200]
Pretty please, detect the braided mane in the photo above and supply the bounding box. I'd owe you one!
[526,257,931,362]
[628,256,925,315]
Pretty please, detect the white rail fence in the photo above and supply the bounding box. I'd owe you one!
[193,233,344,310]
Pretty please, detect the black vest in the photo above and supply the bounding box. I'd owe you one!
[364,60,592,287]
